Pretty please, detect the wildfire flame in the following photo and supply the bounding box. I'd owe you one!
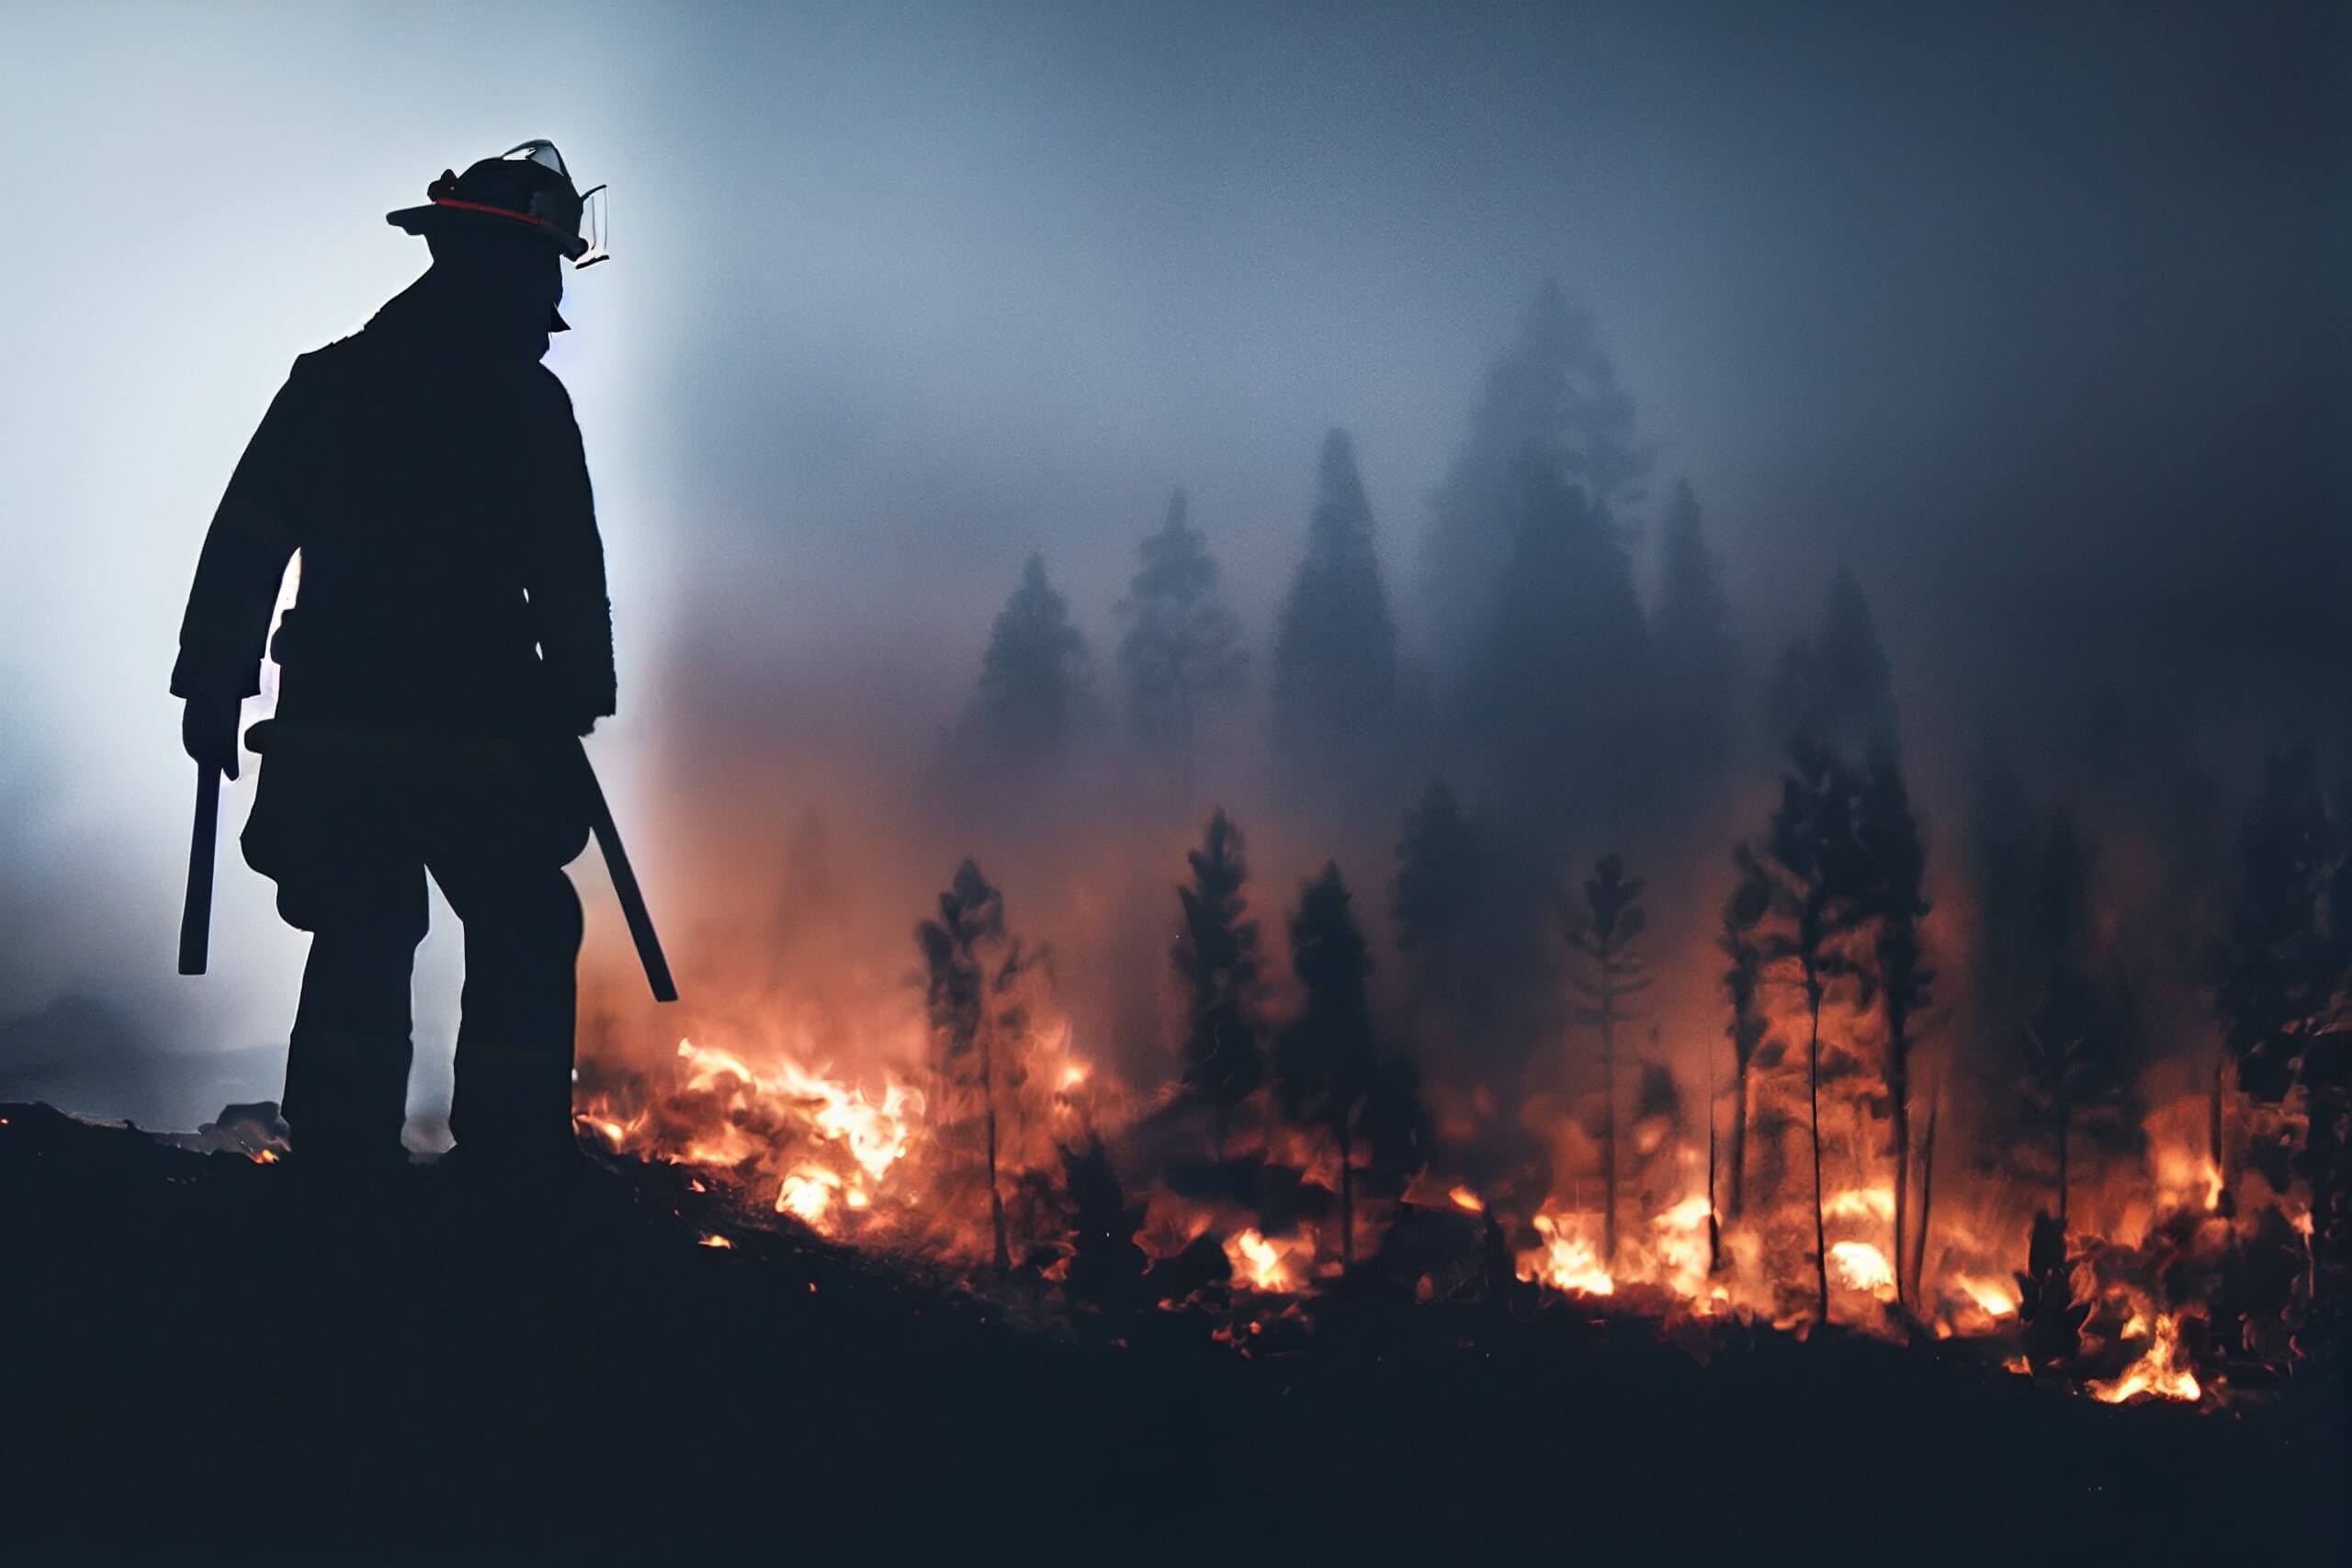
[1224,1228,1308,1293]
[1520,1212,1616,1297]
[1826,1240,1895,1297]
[2088,1314,2201,1404]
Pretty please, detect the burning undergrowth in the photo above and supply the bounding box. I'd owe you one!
[586,522,2348,1424]
[571,798,2338,1415]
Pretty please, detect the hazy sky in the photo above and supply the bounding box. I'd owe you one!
[1,1,2341,1124]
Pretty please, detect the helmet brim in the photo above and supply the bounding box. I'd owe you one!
[387,203,589,262]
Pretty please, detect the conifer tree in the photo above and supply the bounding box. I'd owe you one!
[1115,488,1247,787]
[1273,863,1380,1267]
[1422,280,1652,675]
[1770,567,1897,766]
[1272,430,1400,788]
[1857,739,1932,1307]
[918,859,1031,1273]
[978,553,1092,762]
[1567,854,1650,1260]
[1652,479,1738,789]
[2012,811,2143,1228]
[2212,746,2343,1103]
[1720,844,1777,1220]
[1171,808,1263,1147]
[1758,736,1872,1319]
[1464,446,1650,831]
[1393,781,1489,975]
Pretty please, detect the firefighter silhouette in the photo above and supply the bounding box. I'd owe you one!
[175,142,618,1172]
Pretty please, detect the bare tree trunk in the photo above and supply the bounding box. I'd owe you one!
[1890,1042,1910,1309]
[1706,1056,1722,1274]
[1600,1002,1618,1262]
[1338,1119,1355,1268]
[2054,1103,2069,1234]
[1806,976,1828,1322]
[2210,1056,2231,1215]
[981,1026,1009,1274]
[1730,1054,1750,1220]
[1909,1082,1939,1311]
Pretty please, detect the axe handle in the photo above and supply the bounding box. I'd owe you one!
[177,763,220,976]
[573,739,678,1003]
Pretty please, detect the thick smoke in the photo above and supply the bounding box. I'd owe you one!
[1,4,2341,1168]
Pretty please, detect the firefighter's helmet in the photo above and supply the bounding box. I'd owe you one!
[388,140,608,267]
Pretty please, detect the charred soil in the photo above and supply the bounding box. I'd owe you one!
[3,1103,2342,1565]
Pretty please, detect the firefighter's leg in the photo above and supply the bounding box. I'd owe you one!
[438,860,584,1163]
[283,908,426,1168]
[254,750,429,1171]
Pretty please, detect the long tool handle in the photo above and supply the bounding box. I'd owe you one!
[573,739,678,1003]
[177,763,221,976]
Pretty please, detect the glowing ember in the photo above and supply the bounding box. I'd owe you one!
[1951,1274,2018,1319]
[1520,1211,1615,1296]
[1448,1185,1485,1213]
[2088,1314,2201,1404]
[776,1165,846,1229]
[1826,1240,1895,1295]
[1823,1186,1894,1222]
[698,1234,734,1249]
[1224,1228,1307,1292]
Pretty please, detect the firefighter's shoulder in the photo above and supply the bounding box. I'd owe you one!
[526,361,579,418]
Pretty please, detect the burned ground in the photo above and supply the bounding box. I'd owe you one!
[4,1104,2341,1566]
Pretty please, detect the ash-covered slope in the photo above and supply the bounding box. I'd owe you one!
[3,1103,2341,1565]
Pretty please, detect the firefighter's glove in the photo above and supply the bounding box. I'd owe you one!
[181,694,243,782]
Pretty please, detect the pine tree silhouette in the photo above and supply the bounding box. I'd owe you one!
[1856,739,1932,1307]
[1115,488,1247,789]
[1652,479,1738,793]
[1770,566,1897,766]
[1566,854,1650,1260]
[2212,746,2342,1104]
[1757,735,1872,1320]
[1172,808,1264,1148]
[917,859,1032,1273]
[1272,430,1399,792]
[1273,863,1380,1268]
[978,553,1092,763]
[1422,280,1652,676]
[1719,844,1777,1220]
[1464,444,1649,835]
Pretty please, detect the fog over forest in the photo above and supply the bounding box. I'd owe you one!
[0,1,2342,1150]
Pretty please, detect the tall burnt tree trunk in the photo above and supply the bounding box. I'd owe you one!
[2210,1056,2230,1215]
[981,1023,1009,1274]
[1730,1055,1750,1220]
[1339,1120,1355,1267]
[1706,1055,1722,1274]
[2054,1097,2069,1233]
[1891,1057,1909,1309]
[1600,1000,1618,1260]
[1570,855,1647,1268]
[1806,967,1829,1322]
[1909,1082,1939,1308]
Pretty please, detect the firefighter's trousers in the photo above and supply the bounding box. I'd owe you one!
[242,723,591,1167]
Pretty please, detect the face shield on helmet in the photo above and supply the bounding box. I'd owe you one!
[496,141,609,268]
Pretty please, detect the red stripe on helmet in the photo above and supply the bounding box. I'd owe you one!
[430,195,559,234]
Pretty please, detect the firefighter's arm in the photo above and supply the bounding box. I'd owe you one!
[525,372,617,734]
[173,361,314,716]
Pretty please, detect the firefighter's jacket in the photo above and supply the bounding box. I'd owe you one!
[173,283,616,741]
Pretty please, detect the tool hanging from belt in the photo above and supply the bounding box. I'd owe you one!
[178,724,677,1004]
